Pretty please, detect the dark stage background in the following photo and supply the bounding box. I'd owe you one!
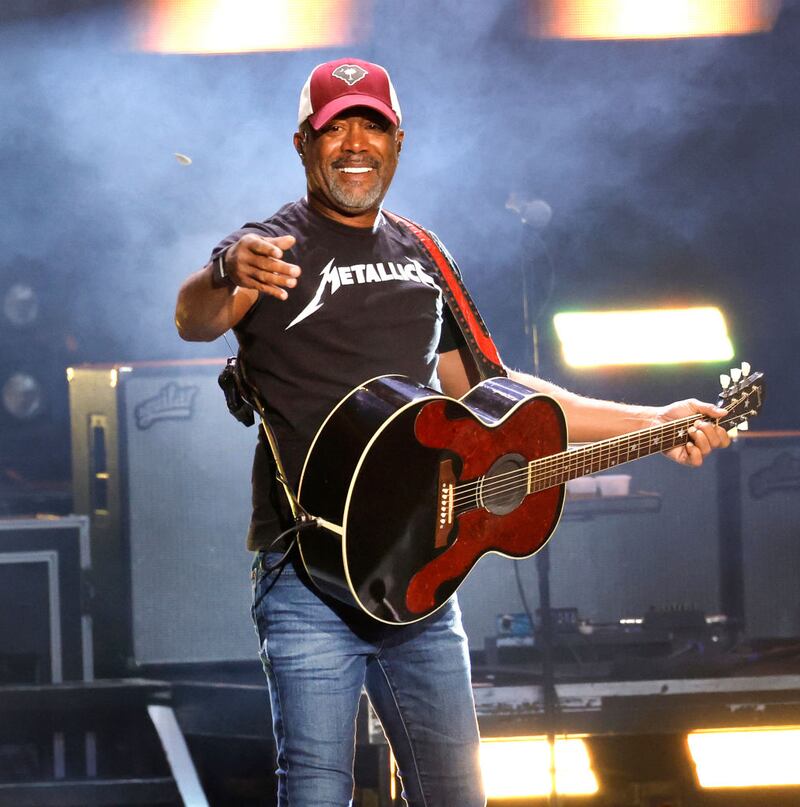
[1,0,798,494]
[0,3,798,804]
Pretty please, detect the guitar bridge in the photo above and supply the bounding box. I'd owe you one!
[435,458,456,549]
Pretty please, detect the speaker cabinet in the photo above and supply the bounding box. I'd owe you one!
[0,516,92,684]
[69,361,257,674]
[739,435,800,638]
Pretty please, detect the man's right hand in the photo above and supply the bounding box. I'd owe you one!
[223,234,301,300]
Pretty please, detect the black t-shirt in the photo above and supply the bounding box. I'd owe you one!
[212,198,464,550]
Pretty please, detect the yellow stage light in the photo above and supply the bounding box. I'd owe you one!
[531,0,782,40]
[480,736,599,798]
[388,735,598,799]
[688,726,800,788]
[133,0,368,54]
[553,306,734,368]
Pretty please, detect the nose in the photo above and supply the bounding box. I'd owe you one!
[340,122,368,153]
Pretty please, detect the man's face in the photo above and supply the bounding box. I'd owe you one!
[296,107,404,221]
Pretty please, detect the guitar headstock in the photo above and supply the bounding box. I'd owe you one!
[718,362,765,434]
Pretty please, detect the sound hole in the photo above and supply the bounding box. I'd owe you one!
[479,453,527,515]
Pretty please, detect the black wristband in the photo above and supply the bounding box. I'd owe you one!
[211,249,235,289]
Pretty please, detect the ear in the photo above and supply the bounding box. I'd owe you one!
[396,128,404,154]
[293,131,304,159]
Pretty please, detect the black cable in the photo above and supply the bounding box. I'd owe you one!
[258,517,321,575]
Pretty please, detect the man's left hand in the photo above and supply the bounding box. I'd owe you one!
[654,399,732,467]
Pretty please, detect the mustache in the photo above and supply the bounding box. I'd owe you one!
[331,157,380,169]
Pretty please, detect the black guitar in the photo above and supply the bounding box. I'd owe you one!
[295,366,765,624]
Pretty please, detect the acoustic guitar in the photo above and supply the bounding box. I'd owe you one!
[295,366,764,624]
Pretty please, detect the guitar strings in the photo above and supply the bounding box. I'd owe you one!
[450,384,751,508]
[449,416,697,508]
[450,417,698,508]
[448,404,740,510]
[451,404,744,509]
[451,415,718,507]
[450,412,700,501]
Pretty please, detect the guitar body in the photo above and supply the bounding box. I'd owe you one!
[297,375,567,624]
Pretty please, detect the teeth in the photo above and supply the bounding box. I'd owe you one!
[339,167,372,173]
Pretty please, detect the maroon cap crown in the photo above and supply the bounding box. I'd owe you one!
[298,58,402,130]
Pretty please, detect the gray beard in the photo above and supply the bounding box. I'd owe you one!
[327,174,384,212]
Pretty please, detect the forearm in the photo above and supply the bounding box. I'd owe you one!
[176,232,299,341]
[175,262,241,342]
[506,368,658,442]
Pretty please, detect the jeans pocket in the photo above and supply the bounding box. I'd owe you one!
[251,551,289,614]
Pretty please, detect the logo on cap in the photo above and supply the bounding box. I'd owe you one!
[332,64,368,86]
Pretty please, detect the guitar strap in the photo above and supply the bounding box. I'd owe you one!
[233,355,304,522]
[384,210,507,380]
[231,210,506,523]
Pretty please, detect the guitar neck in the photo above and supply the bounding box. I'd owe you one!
[529,413,704,492]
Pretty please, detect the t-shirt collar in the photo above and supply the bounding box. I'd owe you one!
[301,195,385,237]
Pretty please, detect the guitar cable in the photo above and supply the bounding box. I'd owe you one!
[258,513,341,575]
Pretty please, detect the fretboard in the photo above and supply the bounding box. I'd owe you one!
[529,413,705,493]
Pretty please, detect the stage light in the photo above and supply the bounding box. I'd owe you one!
[133,0,369,54]
[2,372,45,420]
[553,306,734,368]
[688,726,800,788]
[2,283,39,327]
[387,735,598,800]
[531,0,782,40]
[480,736,599,798]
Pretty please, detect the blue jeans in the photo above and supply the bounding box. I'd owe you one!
[251,552,486,807]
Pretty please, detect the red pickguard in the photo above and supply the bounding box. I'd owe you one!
[406,397,566,614]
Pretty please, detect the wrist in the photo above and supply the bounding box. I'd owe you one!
[210,248,235,290]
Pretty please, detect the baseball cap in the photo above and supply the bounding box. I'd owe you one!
[298,58,402,130]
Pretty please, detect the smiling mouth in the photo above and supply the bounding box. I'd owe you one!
[338,167,373,174]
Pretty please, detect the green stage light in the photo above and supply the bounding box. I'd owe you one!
[553,306,735,368]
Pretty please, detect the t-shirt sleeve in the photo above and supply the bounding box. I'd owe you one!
[210,221,286,262]
[438,300,466,354]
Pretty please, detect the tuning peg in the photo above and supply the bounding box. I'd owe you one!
[727,426,739,438]
[720,373,731,389]
[737,419,749,431]
[730,367,742,383]
[740,361,751,376]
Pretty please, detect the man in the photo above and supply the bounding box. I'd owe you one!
[175,58,730,807]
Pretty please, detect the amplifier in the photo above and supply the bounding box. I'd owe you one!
[739,434,800,637]
[0,516,92,684]
[69,361,258,673]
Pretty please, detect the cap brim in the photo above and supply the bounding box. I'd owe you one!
[307,94,399,130]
